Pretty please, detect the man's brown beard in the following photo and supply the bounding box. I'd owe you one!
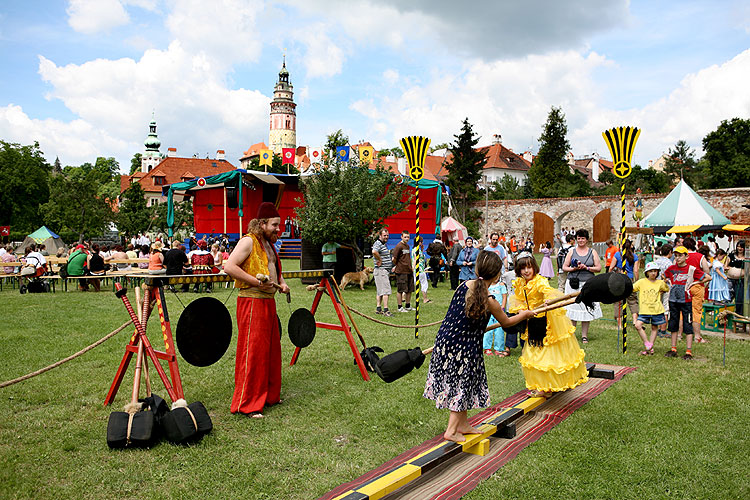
[264,230,278,244]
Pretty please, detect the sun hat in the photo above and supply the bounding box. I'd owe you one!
[645,262,660,274]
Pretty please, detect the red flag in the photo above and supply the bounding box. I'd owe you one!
[0,226,9,236]
[282,148,295,166]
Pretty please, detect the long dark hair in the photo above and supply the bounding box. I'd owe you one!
[466,250,503,320]
[622,239,635,265]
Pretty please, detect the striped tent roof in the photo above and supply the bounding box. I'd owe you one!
[642,180,730,232]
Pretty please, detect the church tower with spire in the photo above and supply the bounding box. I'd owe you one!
[268,57,296,155]
[141,114,163,173]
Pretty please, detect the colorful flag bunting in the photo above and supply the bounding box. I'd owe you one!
[282,148,295,165]
[260,149,273,166]
[336,146,350,162]
[359,146,374,164]
[310,147,323,164]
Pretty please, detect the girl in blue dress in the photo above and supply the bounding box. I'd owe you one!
[708,248,731,302]
[424,251,535,443]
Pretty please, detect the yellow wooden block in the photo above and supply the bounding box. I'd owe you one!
[515,396,546,413]
[464,438,490,456]
[357,463,421,499]
[330,491,357,500]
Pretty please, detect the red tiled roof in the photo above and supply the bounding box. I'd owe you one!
[478,143,531,171]
[122,156,236,193]
[241,142,268,160]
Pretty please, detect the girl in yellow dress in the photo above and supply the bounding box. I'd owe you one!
[509,252,588,398]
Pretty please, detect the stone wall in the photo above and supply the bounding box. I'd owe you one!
[472,187,750,239]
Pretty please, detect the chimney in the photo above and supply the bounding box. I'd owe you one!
[492,134,502,145]
[523,151,533,162]
[591,152,600,182]
[397,158,407,176]
[648,159,653,168]
[167,147,177,157]
[216,149,225,161]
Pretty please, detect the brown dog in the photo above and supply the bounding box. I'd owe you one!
[340,267,374,290]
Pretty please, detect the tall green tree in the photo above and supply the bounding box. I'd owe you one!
[0,141,51,232]
[595,164,672,196]
[129,153,143,175]
[41,162,115,242]
[325,129,349,155]
[701,117,750,188]
[445,118,486,235]
[377,147,405,158]
[527,106,589,198]
[488,174,525,200]
[117,183,152,237]
[152,199,194,237]
[663,140,702,187]
[295,155,411,268]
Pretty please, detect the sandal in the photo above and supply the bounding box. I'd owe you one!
[582,337,588,344]
[695,337,709,344]
[639,350,650,356]
[496,350,510,357]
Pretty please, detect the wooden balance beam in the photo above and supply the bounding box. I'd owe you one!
[330,363,614,500]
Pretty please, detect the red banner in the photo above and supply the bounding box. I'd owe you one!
[0,226,9,236]
[282,148,295,166]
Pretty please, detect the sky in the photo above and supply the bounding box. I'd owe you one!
[1,0,749,173]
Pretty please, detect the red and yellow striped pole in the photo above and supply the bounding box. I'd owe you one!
[400,136,431,339]
[603,126,640,355]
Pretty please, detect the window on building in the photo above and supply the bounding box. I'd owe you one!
[154,176,165,186]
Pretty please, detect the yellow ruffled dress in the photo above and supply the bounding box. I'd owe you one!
[509,274,588,393]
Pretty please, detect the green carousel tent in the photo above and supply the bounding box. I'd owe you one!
[642,180,730,233]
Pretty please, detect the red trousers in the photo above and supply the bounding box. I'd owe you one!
[231,296,281,414]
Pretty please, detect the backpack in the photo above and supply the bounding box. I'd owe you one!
[557,245,570,271]
[59,263,69,279]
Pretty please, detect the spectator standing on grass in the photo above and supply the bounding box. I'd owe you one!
[447,235,463,290]
[708,248,731,302]
[538,241,554,278]
[728,241,745,316]
[427,234,448,288]
[484,232,508,274]
[484,277,509,357]
[683,237,711,344]
[458,237,478,282]
[654,244,674,337]
[610,239,640,328]
[557,234,574,292]
[372,228,393,317]
[664,246,710,360]
[563,229,602,344]
[392,231,414,312]
[604,240,619,271]
[633,262,670,355]
[321,240,340,275]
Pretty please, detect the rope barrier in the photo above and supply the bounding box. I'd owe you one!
[0,320,133,389]
[346,305,444,329]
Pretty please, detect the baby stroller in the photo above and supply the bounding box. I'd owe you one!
[19,258,50,294]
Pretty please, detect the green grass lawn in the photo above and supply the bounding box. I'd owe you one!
[1,262,749,500]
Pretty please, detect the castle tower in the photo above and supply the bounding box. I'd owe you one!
[141,114,162,173]
[268,58,296,155]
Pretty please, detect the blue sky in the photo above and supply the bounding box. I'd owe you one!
[1,0,749,172]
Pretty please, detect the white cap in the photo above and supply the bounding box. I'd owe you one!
[645,262,660,274]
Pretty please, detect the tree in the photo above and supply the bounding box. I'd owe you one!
[129,153,142,175]
[526,106,589,198]
[488,174,525,200]
[430,143,450,153]
[295,155,412,268]
[701,117,750,188]
[445,118,486,236]
[0,141,51,232]
[595,164,672,196]
[93,156,122,201]
[53,156,62,175]
[152,198,194,237]
[41,162,115,242]
[117,183,152,237]
[325,129,349,154]
[663,140,702,187]
[377,147,405,158]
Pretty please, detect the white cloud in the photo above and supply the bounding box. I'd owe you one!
[165,0,264,68]
[295,29,348,78]
[67,0,130,34]
[574,49,750,163]
[382,69,399,85]
[14,41,270,170]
